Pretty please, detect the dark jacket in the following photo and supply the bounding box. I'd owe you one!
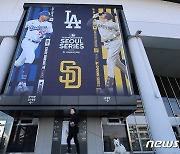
[68,113,80,134]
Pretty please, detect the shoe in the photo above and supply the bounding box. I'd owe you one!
[99,87,113,95]
[16,82,29,93]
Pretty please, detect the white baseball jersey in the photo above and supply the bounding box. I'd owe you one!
[93,19,126,78]
[15,19,53,66]
[25,19,53,42]
[93,20,119,41]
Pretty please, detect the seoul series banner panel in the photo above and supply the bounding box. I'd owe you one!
[6,5,132,96]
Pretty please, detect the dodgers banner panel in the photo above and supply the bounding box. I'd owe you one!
[6,5,132,96]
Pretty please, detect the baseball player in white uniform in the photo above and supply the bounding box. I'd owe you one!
[15,11,53,93]
[87,12,127,95]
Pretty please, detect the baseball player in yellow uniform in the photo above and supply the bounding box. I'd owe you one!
[87,12,127,95]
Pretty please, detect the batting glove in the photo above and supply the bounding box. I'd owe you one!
[93,13,99,19]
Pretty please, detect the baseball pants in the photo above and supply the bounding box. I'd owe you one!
[105,40,127,78]
[15,38,39,67]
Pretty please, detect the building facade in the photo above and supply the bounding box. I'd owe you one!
[0,0,180,154]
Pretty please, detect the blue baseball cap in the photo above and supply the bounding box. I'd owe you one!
[39,11,50,17]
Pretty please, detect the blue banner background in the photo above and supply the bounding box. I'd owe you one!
[6,6,131,96]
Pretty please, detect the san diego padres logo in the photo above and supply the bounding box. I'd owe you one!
[59,61,81,88]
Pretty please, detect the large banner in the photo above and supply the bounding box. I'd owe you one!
[6,5,132,96]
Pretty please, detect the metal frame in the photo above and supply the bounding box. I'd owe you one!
[6,117,39,154]
[102,117,130,154]
[0,3,137,113]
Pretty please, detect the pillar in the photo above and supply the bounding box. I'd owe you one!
[0,37,17,93]
[128,35,180,154]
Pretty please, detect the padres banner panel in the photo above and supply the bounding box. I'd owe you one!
[6,5,132,96]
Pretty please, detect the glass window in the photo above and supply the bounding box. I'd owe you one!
[134,95,145,116]
[129,125,153,152]
[103,124,130,152]
[169,78,180,99]
[169,99,180,115]
[163,98,174,117]
[0,112,14,154]
[161,76,175,98]
[6,119,38,152]
[156,76,167,97]
[0,120,6,153]
[173,126,180,147]
[129,125,141,151]
[137,126,152,151]
[176,78,180,91]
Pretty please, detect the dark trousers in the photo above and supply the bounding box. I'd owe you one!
[67,133,80,154]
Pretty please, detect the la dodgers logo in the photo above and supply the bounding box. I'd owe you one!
[64,10,81,29]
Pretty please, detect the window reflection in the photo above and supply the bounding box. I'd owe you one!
[7,119,38,152]
[0,112,14,154]
[102,118,130,152]
[129,125,152,152]
[129,125,141,151]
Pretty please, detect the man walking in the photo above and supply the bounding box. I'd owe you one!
[67,108,80,154]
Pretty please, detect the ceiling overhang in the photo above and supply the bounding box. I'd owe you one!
[163,0,180,4]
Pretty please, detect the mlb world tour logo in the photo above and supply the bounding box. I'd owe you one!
[146,140,179,148]
[59,61,81,88]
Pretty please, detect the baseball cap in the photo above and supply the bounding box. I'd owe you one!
[39,11,50,17]
[101,12,113,20]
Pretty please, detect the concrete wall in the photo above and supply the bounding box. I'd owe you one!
[0,0,180,39]
[34,118,54,154]
[126,0,180,38]
[87,117,104,154]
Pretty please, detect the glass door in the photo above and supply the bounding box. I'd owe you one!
[102,118,130,154]
[51,117,87,154]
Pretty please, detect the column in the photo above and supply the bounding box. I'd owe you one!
[0,37,17,93]
[128,35,180,154]
[34,118,54,154]
[87,117,104,154]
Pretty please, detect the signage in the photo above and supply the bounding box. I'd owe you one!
[6,5,132,97]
